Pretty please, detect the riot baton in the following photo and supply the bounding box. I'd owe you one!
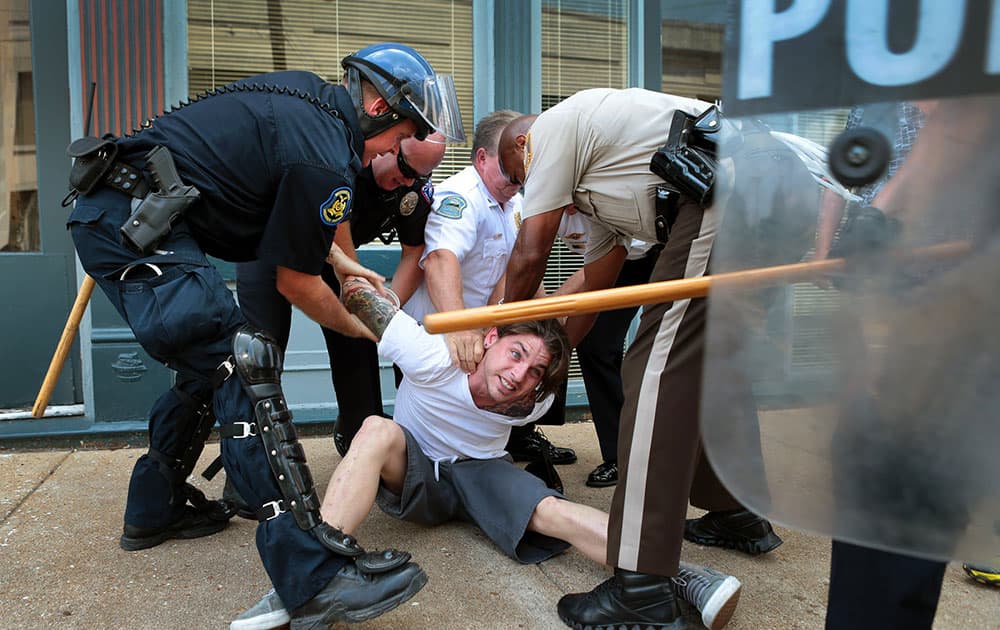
[422,241,971,334]
[32,275,96,417]
[32,81,99,418]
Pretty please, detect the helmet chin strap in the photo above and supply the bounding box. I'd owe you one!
[345,67,404,140]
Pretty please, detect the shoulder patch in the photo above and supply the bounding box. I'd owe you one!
[420,179,434,205]
[320,186,352,226]
[434,195,467,220]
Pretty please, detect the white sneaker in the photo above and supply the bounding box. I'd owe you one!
[230,588,290,630]
[672,562,742,630]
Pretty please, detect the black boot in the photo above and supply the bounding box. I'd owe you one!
[684,509,783,555]
[290,560,428,628]
[222,476,257,520]
[557,568,684,629]
[120,505,230,551]
[507,426,577,465]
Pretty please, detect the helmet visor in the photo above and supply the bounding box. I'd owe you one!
[407,74,465,144]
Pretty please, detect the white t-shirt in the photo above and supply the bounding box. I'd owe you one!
[379,311,553,463]
[403,165,522,322]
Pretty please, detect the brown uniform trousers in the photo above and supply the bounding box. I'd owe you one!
[606,196,753,576]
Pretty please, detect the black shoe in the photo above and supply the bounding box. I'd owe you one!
[120,505,230,551]
[332,417,351,457]
[290,560,427,628]
[508,428,577,465]
[222,476,257,521]
[684,509,783,556]
[586,461,618,488]
[557,569,684,629]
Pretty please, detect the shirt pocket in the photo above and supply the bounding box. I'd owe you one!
[482,232,509,286]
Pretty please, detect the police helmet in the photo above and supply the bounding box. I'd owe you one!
[342,43,465,143]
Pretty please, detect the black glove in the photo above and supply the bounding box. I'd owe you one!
[829,204,901,258]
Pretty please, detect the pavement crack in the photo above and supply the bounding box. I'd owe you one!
[0,450,75,526]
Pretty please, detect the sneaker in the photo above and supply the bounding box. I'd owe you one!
[586,461,618,488]
[962,563,1000,587]
[231,589,290,630]
[290,560,427,627]
[684,509,783,556]
[508,427,577,465]
[672,562,742,630]
[557,569,684,629]
[119,505,230,551]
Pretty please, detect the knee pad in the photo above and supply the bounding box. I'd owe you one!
[232,325,323,531]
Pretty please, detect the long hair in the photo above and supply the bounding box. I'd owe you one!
[495,319,570,401]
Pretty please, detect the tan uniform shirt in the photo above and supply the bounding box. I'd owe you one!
[520,88,710,263]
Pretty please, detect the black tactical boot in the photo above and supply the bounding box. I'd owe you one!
[221,476,257,520]
[290,560,427,628]
[684,509,783,555]
[507,427,577,465]
[557,568,685,629]
[119,504,230,551]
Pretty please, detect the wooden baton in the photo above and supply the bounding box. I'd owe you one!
[423,241,970,334]
[32,275,96,418]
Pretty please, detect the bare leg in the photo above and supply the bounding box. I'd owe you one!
[527,496,609,565]
[320,415,409,534]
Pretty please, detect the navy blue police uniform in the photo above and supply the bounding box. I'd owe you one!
[235,168,434,452]
[67,70,361,612]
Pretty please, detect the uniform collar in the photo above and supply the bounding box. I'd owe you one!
[331,85,366,161]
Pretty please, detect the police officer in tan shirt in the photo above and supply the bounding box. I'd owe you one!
[499,88,786,628]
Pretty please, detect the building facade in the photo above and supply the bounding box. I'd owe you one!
[4,0,836,439]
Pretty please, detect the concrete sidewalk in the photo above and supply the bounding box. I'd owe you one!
[0,422,996,629]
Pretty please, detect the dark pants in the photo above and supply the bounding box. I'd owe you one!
[575,250,659,463]
[68,188,344,612]
[236,259,384,435]
[826,541,945,629]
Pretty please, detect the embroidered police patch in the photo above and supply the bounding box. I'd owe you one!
[320,187,352,226]
[399,191,418,216]
[434,195,466,220]
[420,180,434,205]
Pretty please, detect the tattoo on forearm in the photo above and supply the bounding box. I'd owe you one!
[341,277,397,339]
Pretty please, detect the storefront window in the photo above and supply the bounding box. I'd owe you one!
[0,0,39,252]
[187,0,473,180]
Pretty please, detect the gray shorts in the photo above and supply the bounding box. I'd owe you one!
[375,426,570,563]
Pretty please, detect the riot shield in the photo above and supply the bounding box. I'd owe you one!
[703,1,1000,562]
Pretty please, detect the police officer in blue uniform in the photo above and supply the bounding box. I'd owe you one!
[233,136,444,463]
[65,43,464,626]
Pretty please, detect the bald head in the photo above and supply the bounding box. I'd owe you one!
[498,115,537,188]
[401,132,447,177]
[372,132,446,191]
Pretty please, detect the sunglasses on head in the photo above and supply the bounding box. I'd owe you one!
[397,150,425,180]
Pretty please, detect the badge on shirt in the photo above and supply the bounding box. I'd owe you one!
[320,186,352,226]
[514,211,522,230]
[434,195,467,220]
[399,191,418,216]
[524,131,534,176]
[420,179,434,205]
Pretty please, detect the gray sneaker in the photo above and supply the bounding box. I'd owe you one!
[671,562,742,630]
[230,588,290,630]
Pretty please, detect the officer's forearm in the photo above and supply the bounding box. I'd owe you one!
[423,249,466,312]
[390,244,425,306]
[276,266,357,333]
[503,243,548,302]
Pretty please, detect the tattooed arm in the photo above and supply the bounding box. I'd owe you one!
[340,276,398,340]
